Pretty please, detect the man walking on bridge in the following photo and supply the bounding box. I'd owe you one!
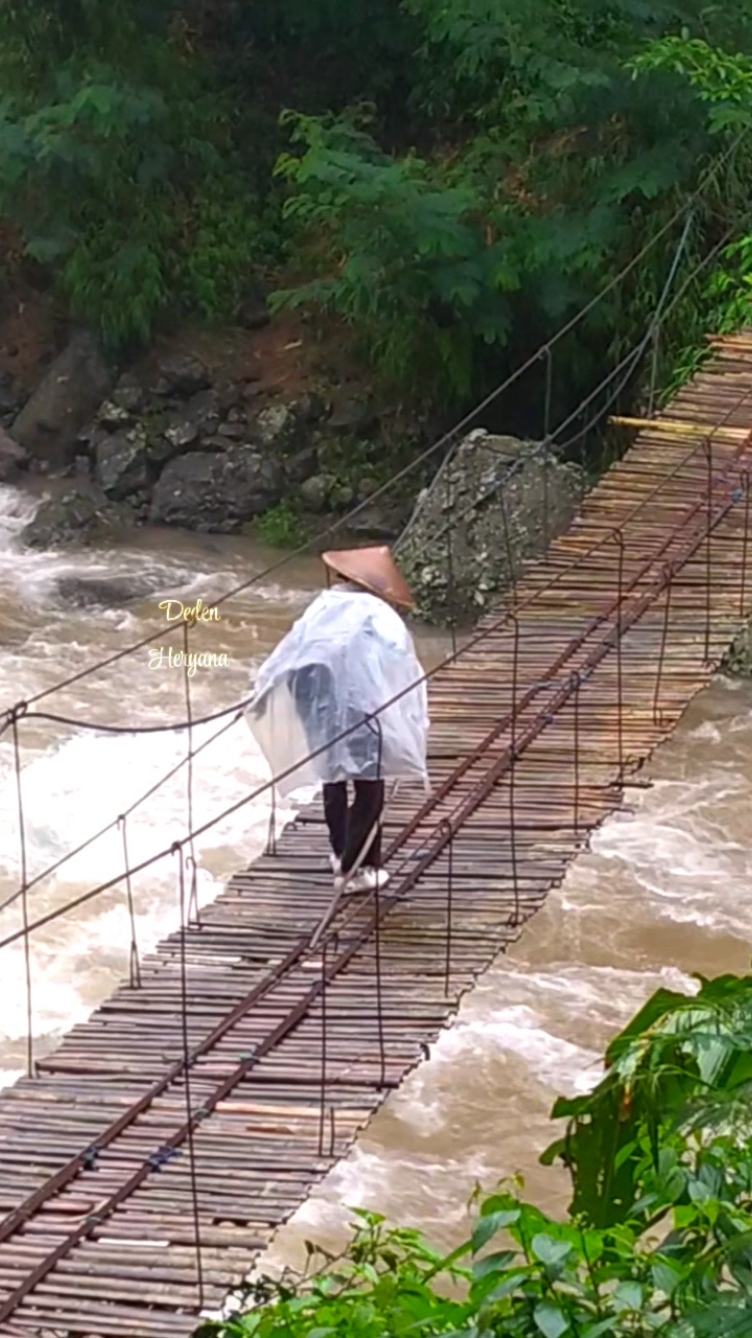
[246,547,429,895]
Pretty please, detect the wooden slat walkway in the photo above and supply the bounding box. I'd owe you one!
[2,332,752,1334]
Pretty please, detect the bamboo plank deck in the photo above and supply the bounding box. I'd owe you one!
[2,332,752,1334]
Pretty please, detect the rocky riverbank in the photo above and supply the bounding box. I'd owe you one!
[3,333,418,550]
[0,323,590,626]
[2,312,752,640]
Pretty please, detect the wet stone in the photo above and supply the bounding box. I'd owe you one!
[396,428,585,624]
[0,426,29,480]
[95,426,151,500]
[217,422,247,440]
[163,416,199,450]
[111,373,146,414]
[97,399,133,429]
[150,446,283,531]
[300,474,331,512]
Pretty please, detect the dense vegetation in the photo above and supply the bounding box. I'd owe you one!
[5,2,752,426]
[202,971,752,1338]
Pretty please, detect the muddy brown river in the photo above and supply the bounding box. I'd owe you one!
[0,479,749,1284]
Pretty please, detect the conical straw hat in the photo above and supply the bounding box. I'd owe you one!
[322,546,415,611]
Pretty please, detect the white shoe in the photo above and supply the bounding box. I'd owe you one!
[335,867,390,896]
[329,854,342,875]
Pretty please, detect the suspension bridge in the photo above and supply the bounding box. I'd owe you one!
[1,325,752,1335]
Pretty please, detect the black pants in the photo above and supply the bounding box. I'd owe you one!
[323,780,385,873]
[288,664,385,872]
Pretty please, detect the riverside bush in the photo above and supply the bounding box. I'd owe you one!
[202,972,752,1338]
[4,2,752,421]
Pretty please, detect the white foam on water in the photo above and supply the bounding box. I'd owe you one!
[263,685,752,1270]
[588,758,752,936]
[0,484,320,1083]
[0,482,38,538]
[688,720,722,742]
[3,477,752,1283]
[0,712,290,1069]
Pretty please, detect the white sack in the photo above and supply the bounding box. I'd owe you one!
[245,588,429,798]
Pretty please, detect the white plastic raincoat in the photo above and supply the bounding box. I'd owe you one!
[245,587,429,798]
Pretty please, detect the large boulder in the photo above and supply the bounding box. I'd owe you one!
[161,389,222,451]
[12,331,114,467]
[95,426,152,501]
[149,446,283,532]
[54,574,162,609]
[0,426,29,481]
[396,429,585,624]
[19,489,130,550]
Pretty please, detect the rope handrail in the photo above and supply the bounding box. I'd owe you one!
[0,210,725,746]
[0,305,731,923]
[0,135,740,721]
[2,285,749,930]
[1,696,252,737]
[2,371,748,951]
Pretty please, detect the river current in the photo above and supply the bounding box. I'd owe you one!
[0,479,749,1276]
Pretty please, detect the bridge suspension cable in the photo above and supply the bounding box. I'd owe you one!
[0,280,734,929]
[0,133,742,723]
[0,329,751,1325]
[2,353,750,952]
[2,201,728,747]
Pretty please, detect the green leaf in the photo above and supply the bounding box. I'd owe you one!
[613,1280,644,1312]
[471,1249,516,1281]
[531,1234,572,1267]
[534,1301,569,1338]
[652,1257,684,1297]
[471,1209,520,1253]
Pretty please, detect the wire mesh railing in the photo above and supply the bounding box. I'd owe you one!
[2,313,752,1328]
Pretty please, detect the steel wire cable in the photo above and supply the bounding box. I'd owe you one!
[2,363,749,952]
[0,145,744,939]
[0,291,724,927]
[0,135,741,721]
[0,207,717,742]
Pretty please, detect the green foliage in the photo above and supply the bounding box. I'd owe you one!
[621,37,752,401]
[541,972,752,1227]
[0,3,281,347]
[203,1211,473,1338]
[267,1,751,414]
[256,502,307,549]
[3,0,752,423]
[272,110,516,403]
[631,39,752,132]
[203,971,752,1338]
